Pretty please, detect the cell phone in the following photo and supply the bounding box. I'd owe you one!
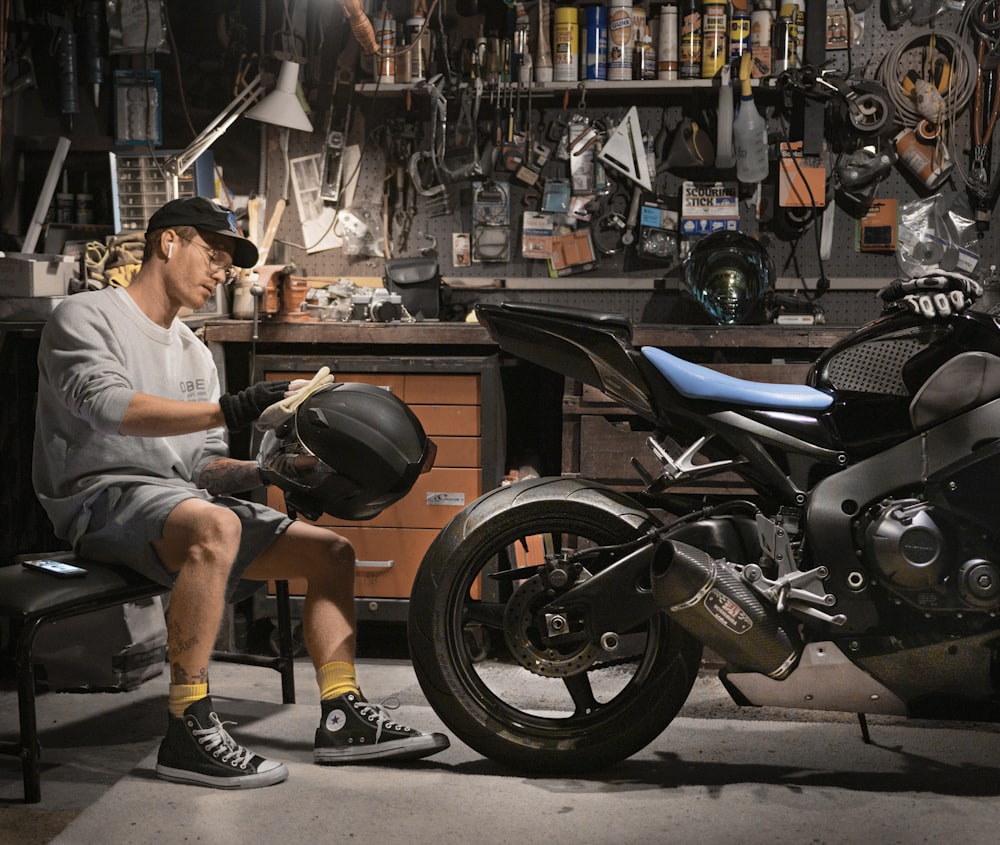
[22,559,87,578]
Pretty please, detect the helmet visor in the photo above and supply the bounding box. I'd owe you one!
[258,424,338,492]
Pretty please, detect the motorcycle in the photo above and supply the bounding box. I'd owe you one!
[406,283,1000,774]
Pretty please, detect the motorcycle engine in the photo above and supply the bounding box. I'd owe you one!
[861,498,1000,612]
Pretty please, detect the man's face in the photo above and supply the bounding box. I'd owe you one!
[169,229,236,309]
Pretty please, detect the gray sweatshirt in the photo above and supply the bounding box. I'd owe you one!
[32,286,228,543]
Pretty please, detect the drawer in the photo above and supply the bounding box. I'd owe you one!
[265,371,480,405]
[430,435,481,468]
[270,525,481,600]
[274,526,437,599]
[402,374,480,404]
[411,403,480,437]
[263,372,479,435]
[267,466,480,529]
[266,370,406,395]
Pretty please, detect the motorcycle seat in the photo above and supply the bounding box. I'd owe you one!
[641,347,834,410]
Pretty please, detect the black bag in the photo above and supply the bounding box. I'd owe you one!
[384,257,441,320]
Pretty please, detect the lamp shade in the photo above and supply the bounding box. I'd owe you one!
[246,61,314,132]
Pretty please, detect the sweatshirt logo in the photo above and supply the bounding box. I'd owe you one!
[179,378,211,401]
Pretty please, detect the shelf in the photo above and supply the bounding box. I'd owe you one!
[354,78,740,97]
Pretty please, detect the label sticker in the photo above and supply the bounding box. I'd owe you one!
[704,588,753,634]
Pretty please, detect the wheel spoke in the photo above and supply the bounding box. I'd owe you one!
[463,600,505,630]
[562,671,600,716]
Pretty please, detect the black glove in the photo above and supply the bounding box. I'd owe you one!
[880,272,983,319]
[220,380,290,431]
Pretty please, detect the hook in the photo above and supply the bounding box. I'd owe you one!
[578,82,587,110]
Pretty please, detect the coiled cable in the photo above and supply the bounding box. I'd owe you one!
[875,28,978,128]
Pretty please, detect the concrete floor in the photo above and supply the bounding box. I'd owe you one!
[4,640,1000,845]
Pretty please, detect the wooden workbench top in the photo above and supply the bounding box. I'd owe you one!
[202,319,856,350]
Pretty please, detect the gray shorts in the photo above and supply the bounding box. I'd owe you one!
[76,484,293,603]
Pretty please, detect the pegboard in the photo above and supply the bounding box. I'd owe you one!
[261,3,999,326]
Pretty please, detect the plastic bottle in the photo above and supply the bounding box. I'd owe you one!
[715,63,736,168]
[732,53,769,182]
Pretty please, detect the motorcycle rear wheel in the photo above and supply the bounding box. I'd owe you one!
[408,477,703,774]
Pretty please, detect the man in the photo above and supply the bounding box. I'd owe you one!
[32,197,449,790]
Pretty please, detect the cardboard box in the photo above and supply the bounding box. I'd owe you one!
[778,141,828,207]
[680,182,740,235]
[0,253,76,297]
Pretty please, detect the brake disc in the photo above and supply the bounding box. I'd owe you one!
[502,575,600,678]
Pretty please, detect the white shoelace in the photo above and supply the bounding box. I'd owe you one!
[194,712,255,769]
[354,697,408,744]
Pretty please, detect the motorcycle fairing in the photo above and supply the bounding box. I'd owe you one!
[806,394,1000,634]
[641,346,834,410]
[908,351,1000,430]
[475,302,655,419]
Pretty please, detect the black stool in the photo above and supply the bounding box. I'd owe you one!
[0,555,296,803]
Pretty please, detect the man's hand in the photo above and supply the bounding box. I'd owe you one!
[881,272,983,319]
[220,380,290,431]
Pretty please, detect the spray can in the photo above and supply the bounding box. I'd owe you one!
[553,5,579,82]
[584,4,607,80]
[406,15,430,82]
[729,8,751,63]
[701,0,728,79]
[607,0,633,81]
[635,27,656,80]
[750,8,775,78]
[678,0,701,80]
[658,5,679,80]
[772,14,794,74]
[630,6,647,80]
[374,10,396,83]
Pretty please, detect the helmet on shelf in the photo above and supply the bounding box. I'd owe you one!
[257,382,435,521]
[682,231,774,325]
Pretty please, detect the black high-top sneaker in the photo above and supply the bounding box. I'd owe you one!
[314,692,449,764]
[155,696,288,789]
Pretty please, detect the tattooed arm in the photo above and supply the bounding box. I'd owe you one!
[199,458,263,495]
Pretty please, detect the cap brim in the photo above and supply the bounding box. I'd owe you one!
[203,228,259,268]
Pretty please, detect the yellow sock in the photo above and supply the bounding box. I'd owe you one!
[317,661,360,700]
[168,683,208,718]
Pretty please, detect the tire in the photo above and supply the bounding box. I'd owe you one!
[408,477,703,774]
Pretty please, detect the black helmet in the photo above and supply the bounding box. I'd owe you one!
[257,382,436,521]
[683,231,774,325]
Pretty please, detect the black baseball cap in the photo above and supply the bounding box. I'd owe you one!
[147,197,259,268]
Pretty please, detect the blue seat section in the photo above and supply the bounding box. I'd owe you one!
[641,346,834,410]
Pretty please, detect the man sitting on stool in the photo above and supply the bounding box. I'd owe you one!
[32,197,449,789]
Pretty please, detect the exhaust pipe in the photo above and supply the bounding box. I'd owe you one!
[650,539,801,679]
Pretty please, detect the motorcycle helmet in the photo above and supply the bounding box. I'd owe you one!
[682,231,774,325]
[257,382,436,521]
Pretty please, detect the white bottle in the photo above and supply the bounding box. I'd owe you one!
[732,54,769,183]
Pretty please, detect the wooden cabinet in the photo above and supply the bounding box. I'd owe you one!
[252,354,502,621]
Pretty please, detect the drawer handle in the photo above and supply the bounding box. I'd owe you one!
[426,492,466,506]
[356,559,394,569]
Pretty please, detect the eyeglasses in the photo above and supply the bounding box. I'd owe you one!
[177,235,237,284]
